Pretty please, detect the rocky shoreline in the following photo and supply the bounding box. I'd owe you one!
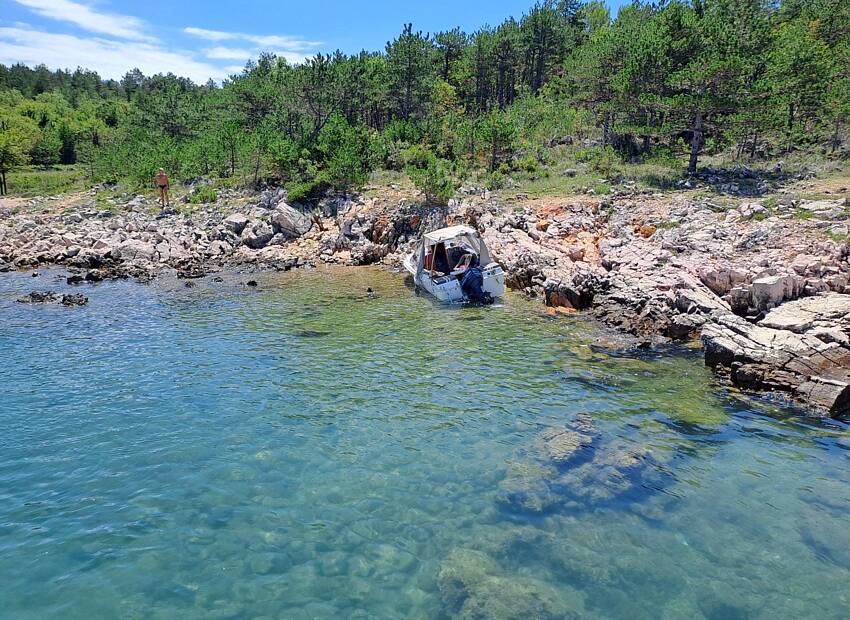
[2,181,850,417]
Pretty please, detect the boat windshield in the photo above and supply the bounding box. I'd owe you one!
[422,234,487,275]
[415,229,493,280]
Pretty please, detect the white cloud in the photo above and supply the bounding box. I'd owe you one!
[246,35,321,51]
[12,0,154,42]
[0,25,228,82]
[204,46,253,61]
[183,27,235,42]
[184,26,321,59]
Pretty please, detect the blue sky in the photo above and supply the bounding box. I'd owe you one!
[0,0,626,82]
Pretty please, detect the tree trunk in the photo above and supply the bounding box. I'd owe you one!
[1,171,6,196]
[832,116,842,153]
[749,131,758,159]
[253,150,261,187]
[602,112,611,147]
[688,110,704,175]
[786,102,795,152]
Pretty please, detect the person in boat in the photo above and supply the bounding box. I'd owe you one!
[153,168,170,209]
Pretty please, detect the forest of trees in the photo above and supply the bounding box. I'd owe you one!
[0,0,848,200]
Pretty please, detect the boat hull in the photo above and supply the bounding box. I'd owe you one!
[404,254,506,303]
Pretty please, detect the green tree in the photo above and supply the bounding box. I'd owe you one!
[766,18,832,147]
[659,0,771,173]
[403,145,457,205]
[316,114,371,190]
[435,28,468,83]
[479,109,518,171]
[386,24,435,120]
[29,129,61,166]
[0,125,33,195]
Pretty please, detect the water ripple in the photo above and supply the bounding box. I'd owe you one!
[1,267,850,619]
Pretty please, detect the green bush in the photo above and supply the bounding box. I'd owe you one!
[486,170,507,190]
[402,145,457,205]
[586,147,620,177]
[641,146,680,170]
[316,114,371,190]
[190,185,218,204]
[514,154,541,176]
[285,178,326,204]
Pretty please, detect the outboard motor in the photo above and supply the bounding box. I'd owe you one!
[460,266,494,305]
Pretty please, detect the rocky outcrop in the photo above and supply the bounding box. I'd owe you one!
[468,192,850,416]
[702,295,850,416]
[0,191,321,279]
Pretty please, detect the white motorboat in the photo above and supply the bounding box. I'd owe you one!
[403,225,506,303]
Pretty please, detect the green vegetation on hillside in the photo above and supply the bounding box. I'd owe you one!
[0,0,848,201]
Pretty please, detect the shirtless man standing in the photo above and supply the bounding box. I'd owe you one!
[153,168,170,208]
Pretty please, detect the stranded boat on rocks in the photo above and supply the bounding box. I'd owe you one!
[403,225,506,303]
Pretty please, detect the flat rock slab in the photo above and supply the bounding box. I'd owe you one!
[761,293,850,333]
[703,297,850,417]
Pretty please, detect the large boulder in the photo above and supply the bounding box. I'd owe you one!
[270,203,312,239]
[240,221,274,249]
[222,213,249,235]
[750,274,804,312]
[698,267,749,297]
[112,239,156,262]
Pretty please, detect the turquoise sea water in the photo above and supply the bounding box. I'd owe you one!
[2,266,850,619]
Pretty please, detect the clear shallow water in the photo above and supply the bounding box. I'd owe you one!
[2,267,850,619]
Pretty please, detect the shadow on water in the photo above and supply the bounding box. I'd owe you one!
[294,329,332,338]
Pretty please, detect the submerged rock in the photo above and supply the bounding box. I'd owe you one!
[177,269,205,279]
[496,461,559,514]
[61,293,88,306]
[534,427,592,464]
[16,291,60,304]
[557,440,660,503]
[16,291,88,306]
[437,548,583,620]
